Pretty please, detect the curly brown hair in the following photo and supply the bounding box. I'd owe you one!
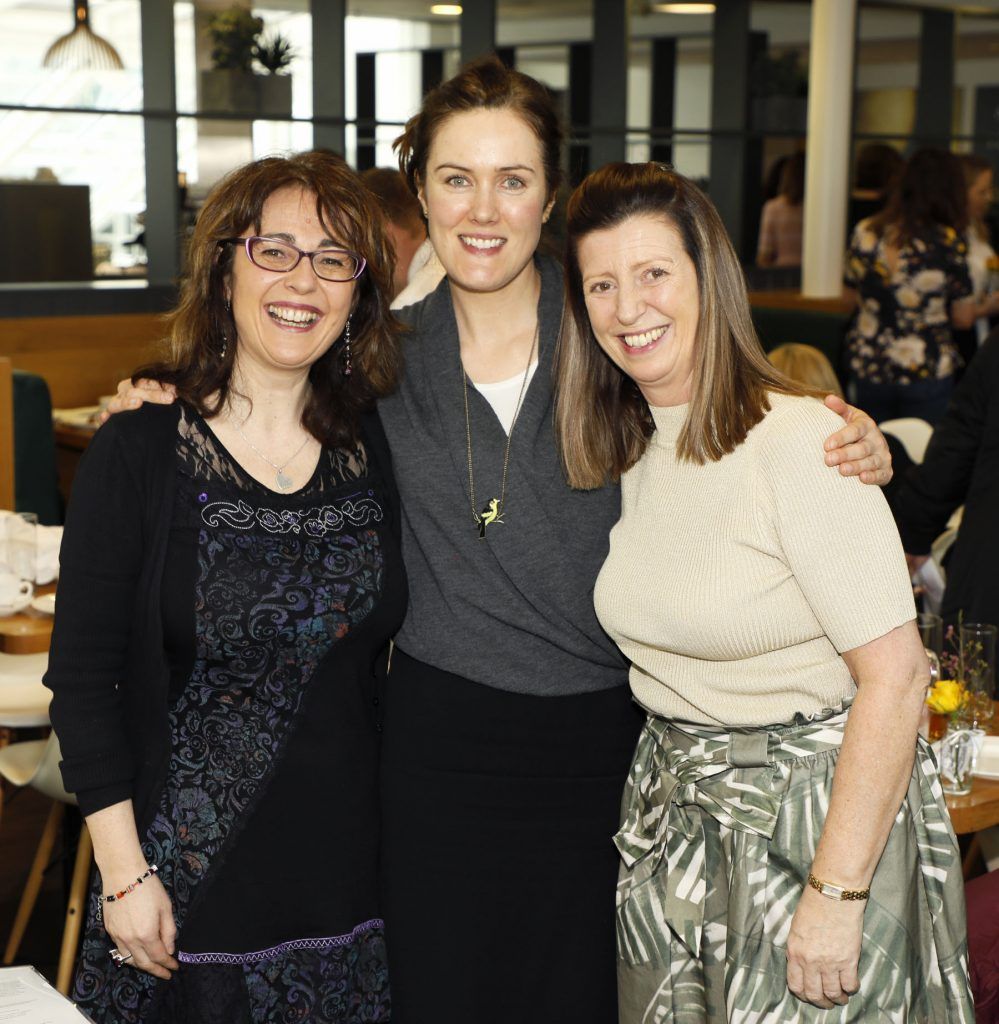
[137,150,402,449]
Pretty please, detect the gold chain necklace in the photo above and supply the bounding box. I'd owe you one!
[461,322,538,539]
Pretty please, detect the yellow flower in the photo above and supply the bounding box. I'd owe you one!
[926,679,967,715]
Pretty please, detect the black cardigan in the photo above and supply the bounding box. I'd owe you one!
[888,329,999,627]
[44,403,400,824]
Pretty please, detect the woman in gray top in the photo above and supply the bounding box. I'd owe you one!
[110,57,893,1024]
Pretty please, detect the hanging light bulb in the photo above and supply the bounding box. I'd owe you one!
[43,0,124,71]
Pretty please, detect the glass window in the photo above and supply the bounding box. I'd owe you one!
[0,0,142,111]
[0,109,145,279]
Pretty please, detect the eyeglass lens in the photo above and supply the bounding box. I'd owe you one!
[247,238,361,281]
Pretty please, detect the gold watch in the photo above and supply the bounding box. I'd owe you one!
[807,872,870,902]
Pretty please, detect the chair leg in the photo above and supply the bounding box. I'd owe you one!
[2,800,64,965]
[56,822,92,996]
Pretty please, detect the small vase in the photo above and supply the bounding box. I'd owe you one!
[938,727,986,796]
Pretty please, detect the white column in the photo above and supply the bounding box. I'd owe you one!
[802,0,856,298]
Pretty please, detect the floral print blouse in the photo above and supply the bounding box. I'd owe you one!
[844,220,973,383]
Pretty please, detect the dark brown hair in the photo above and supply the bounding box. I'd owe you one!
[778,151,806,205]
[137,150,402,449]
[394,54,563,203]
[361,166,425,236]
[854,142,903,193]
[871,147,968,247]
[555,162,813,489]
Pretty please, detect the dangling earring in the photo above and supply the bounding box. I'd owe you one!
[220,298,232,360]
[343,316,352,377]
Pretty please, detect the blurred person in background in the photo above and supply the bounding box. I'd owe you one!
[768,342,843,398]
[848,142,903,234]
[889,327,999,631]
[757,151,805,268]
[844,147,999,425]
[953,154,998,366]
[361,167,429,300]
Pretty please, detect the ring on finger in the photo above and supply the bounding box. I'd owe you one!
[109,948,133,967]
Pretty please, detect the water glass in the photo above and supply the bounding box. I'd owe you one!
[917,612,943,659]
[0,511,38,582]
[960,622,997,730]
[917,612,944,739]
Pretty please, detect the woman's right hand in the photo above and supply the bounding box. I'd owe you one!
[100,378,178,423]
[101,873,179,980]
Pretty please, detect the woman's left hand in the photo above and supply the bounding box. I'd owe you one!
[821,395,892,486]
[786,885,865,1008]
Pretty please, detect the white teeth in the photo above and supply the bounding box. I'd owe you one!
[460,236,504,250]
[622,326,667,348]
[267,305,319,325]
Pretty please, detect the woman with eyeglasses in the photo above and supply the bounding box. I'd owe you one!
[43,151,405,1023]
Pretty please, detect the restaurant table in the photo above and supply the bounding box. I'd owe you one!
[53,415,98,506]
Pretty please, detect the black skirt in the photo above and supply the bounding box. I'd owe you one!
[380,649,644,1024]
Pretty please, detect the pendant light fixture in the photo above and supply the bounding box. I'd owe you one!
[43,0,124,71]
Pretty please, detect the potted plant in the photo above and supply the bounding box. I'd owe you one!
[198,6,293,117]
[255,32,295,116]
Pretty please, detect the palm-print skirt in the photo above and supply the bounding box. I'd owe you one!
[615,709,975,1023]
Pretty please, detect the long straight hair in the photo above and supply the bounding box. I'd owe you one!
[555,163,813,490]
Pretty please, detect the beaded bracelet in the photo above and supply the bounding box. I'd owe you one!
[96,865,159,923]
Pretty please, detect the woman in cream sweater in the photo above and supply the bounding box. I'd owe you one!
[555,162,974,1023]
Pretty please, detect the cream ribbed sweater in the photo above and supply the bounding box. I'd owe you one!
[594,393,916,727]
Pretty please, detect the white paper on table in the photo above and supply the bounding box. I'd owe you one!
[913,557,946,614]
[0,966,91,1022]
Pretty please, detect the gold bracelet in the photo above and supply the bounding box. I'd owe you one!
[807,872,870,902]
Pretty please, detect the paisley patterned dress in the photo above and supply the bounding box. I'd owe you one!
[71,408,405,1023]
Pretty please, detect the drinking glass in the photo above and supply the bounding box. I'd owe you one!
[917,612,943,659]
[960,622,997,731]
[0,511,38,582]
[917,612,943,739]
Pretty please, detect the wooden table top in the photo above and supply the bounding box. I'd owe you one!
[946,775,999,835]
[0,583,56,654]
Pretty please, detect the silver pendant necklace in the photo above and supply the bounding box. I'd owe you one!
[232,418,312,491]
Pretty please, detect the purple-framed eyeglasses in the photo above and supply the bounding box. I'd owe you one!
[221,236,366,282]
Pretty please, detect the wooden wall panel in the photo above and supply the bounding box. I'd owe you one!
[0,314,168,408]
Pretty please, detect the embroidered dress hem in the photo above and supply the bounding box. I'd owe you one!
[176,919,385,964]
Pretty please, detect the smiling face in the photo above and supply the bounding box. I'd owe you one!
[577,213,700,408]
[226,185,356,378]
[417,107,554,297]
[968,168,995,222]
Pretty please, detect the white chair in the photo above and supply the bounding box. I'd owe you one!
[880,417,934,464]
[0,652,51,729]
[0,732,91,996]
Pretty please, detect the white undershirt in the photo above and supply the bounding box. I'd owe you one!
[471,362,539,434]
